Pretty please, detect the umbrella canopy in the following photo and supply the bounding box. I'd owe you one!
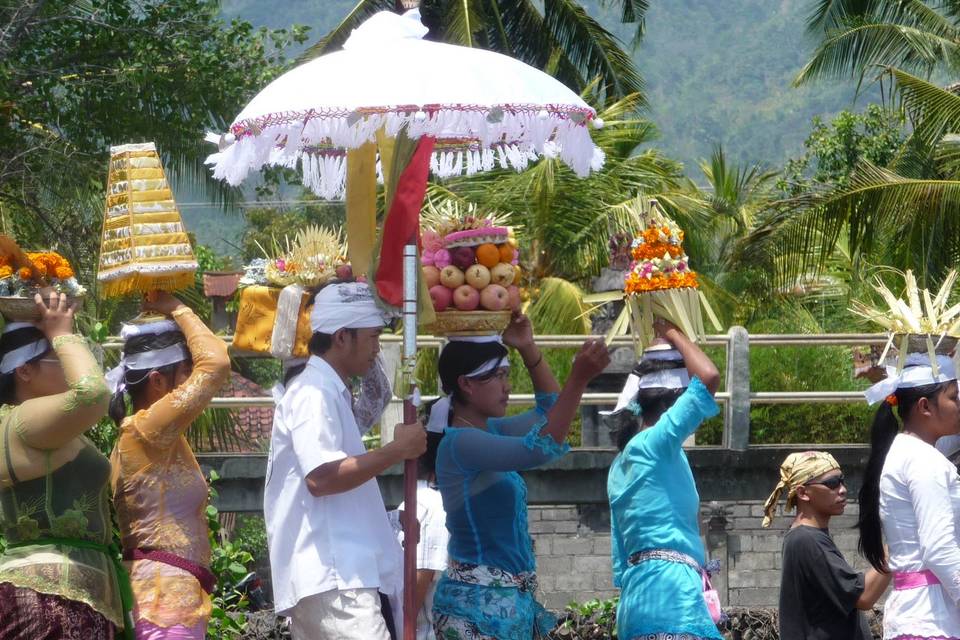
[207,9,604,198]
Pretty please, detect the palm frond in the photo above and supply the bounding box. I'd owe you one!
[888,67,960,148]
[527,277,591,335]
[543,0,644,101]
[599,0,648,44]
[445,0,488,46]
[795,21,959,85]
[779,161,960,280]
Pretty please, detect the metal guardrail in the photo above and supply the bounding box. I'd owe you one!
[102,328,884,449]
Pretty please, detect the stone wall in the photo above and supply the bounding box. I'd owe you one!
[526,499,870,611]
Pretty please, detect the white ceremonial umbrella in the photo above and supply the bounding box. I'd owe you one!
[206,10,604,639]
[206,9,604,198]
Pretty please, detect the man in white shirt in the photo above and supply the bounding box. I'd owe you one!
[264,281,427,640]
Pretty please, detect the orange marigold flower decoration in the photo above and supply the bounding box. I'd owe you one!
[18,267,32,280]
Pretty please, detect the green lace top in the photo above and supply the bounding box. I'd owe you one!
[0,334,118,626]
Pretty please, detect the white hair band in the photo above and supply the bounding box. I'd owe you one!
[105,343,190,395]
[0,340,50,374]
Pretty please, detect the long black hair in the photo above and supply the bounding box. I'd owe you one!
[0,325,50,405]
[615,356,687,451]
[858,380,951,571]
[438,340,509,406]
[108,331,191,427]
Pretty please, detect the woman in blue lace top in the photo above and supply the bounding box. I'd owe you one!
[607,319,722,640]
[431,313,610,639]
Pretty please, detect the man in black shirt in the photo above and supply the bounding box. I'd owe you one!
[762,451,890,640]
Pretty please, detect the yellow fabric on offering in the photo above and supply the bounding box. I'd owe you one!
[761,451,840,527]
[233,286,312,357]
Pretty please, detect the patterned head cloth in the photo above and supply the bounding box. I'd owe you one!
[761,451,841,528]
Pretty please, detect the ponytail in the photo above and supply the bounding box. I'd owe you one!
[109,389,128,428]
[858,401,899,572]
[858,381,950,572]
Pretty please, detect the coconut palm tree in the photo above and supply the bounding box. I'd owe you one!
[303,0,646,103]
[789,0,960,283]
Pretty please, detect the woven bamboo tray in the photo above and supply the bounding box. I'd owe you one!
[0,295,85,322]
[894,333,958,355]
[426,310,511,336]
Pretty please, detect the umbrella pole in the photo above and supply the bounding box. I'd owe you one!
[401,241,418,640]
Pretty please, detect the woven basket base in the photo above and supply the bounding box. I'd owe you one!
[426,310,512,336]
[0,295,85,322]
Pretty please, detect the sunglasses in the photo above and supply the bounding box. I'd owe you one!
[805,475,845,490]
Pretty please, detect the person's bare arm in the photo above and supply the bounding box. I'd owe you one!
[502,313,559,394]
[414,569,435,613]
[856,568,891,610]
[305,421,426,497]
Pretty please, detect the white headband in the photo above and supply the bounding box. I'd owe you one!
[310,282,392,334]
[106,342,190,395]
[426,397,450,433]
[120,319,178,339]
[864,353,958,405]
[0,340,50,374]
[602,347,689,415]
[447,335,509,378]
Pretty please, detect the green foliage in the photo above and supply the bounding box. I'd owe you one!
[779,105,907,194]
[206,471,252,638]
[231,514,268,564]
[240,200,346,262]
[551,596,619,638]
[527,278,592,336]
[0,0,307,300]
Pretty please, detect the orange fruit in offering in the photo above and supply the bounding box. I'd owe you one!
[498,243,516,263]
[476,243,500,268]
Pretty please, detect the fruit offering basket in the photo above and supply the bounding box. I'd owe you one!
[420,202,520,336]
[0,236,86,321]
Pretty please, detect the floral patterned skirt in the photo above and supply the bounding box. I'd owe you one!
[0,581,116,639]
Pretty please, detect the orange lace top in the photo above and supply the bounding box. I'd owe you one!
[110,307,230,628]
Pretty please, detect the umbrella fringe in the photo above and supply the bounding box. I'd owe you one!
[207,105,602,198]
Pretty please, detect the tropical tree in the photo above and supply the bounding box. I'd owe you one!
[0,0,308,276]
[789,0,960,283]
[304,0,646,103]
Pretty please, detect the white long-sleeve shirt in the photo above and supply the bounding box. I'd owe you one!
[880,433,960,638]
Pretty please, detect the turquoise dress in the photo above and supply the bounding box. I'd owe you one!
[608,376,722,640]
[433,392,566,639]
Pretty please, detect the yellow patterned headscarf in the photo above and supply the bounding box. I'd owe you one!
[761,451,840,528]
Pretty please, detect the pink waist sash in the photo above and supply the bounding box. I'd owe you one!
[894,569,941,590]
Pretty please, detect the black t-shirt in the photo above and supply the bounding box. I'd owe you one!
[778,525,872,640]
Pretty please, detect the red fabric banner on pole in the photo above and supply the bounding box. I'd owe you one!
[374,135,436,306]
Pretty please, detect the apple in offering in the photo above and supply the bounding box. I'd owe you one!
[426,241,520,312]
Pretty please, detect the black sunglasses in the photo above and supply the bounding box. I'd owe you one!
[805,475,845,490]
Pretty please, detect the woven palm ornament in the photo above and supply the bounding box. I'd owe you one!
[98,142,198,298]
